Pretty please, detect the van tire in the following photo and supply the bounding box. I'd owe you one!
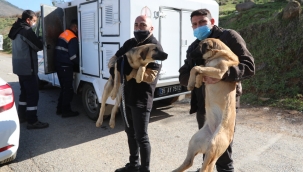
[81,83,111,121]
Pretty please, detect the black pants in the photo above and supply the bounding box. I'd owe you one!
[56,66,74,112]
[17,75,39,124]
[121,105,151,172]
[194,86,234,172]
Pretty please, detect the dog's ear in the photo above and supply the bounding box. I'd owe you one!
[140,47,150,60]
[201,42,209,55]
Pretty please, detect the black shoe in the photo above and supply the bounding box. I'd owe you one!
[56,109,62,115]
[27,121,49,129]
[61,110,79,118]
[115,163,140,172]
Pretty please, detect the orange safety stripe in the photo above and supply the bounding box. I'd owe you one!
[58,30,76,43]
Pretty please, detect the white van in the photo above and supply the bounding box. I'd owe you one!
[36,0,219,120]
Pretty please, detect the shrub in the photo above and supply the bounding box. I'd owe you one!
[3,35,12,53]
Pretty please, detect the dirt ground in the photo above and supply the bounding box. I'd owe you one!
[238,103,303,138]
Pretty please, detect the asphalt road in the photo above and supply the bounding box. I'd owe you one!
[1,52,303,172]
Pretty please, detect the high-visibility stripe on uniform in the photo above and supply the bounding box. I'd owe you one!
[27,106,37,111]
[58,30,76,43]
[55,46,68,52]
[19,101,27,105]
[70,54,77,60]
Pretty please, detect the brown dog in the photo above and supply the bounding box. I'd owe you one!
[173,38,239,172]
[96,44,167,128]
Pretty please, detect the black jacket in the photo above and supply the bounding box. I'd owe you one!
[179,25,255,114]
[8,18,43,75]
[54,29,79,68]
[115,34,163,109]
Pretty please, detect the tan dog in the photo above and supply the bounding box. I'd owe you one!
[173,38,239,172]
[96,44,167,128]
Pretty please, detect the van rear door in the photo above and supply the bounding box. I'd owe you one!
[40,5,64,74]
[158,8,196,80]
[159,7,181,80]
[79,1,100,77]
[154,8,194,99]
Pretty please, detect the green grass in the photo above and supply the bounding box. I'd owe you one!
[219,1,288,30]
[218,0,303,111]
[0,17,16,53]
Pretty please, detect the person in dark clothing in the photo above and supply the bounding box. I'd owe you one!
[55,19,80,118]
[113,15,163,172]
[8,10,49,129]
[178,9,255,172]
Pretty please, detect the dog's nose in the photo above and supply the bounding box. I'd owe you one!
[162,52,168,60]
[158,51,168,60]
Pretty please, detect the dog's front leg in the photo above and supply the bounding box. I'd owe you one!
[96,76,114,127]
[136,66,146,83]
[126,69,138,81]
[187,65,203,91]
[196,61,230,80]
[195,73,204,88]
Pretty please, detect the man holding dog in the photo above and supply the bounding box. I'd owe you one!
[179,9,255,171]
[112,15,163,172]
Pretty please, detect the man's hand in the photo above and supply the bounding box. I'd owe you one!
[125,68,158,83]
[203,76,220,84]
[142,68,158,83]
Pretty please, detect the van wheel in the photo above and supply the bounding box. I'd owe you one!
[81,83,111,121]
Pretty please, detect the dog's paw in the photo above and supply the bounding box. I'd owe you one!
[136,77,143,83]
[195,82,202,88]
[109,119,115,128]
[187,84,195,91]
[195,73,204,88]
[110,91,117,100]
[96,119,103,127]
[195,79,203,88]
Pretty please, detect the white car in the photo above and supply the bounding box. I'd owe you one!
[0,77,20,164]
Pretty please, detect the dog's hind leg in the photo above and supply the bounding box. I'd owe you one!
[96,76,114,127]
[200,147,221,172]
[111,64,120,100]
[172,144,200,172]
[173,126,212,172]
[109,87,122,128]
[200,128,232,172]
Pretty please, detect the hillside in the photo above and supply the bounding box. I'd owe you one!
[0,0,23,17]
[219,0,303,111]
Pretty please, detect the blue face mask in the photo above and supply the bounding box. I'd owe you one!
[193,25,211,40]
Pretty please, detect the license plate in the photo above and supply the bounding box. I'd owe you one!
[156,85,183,97]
